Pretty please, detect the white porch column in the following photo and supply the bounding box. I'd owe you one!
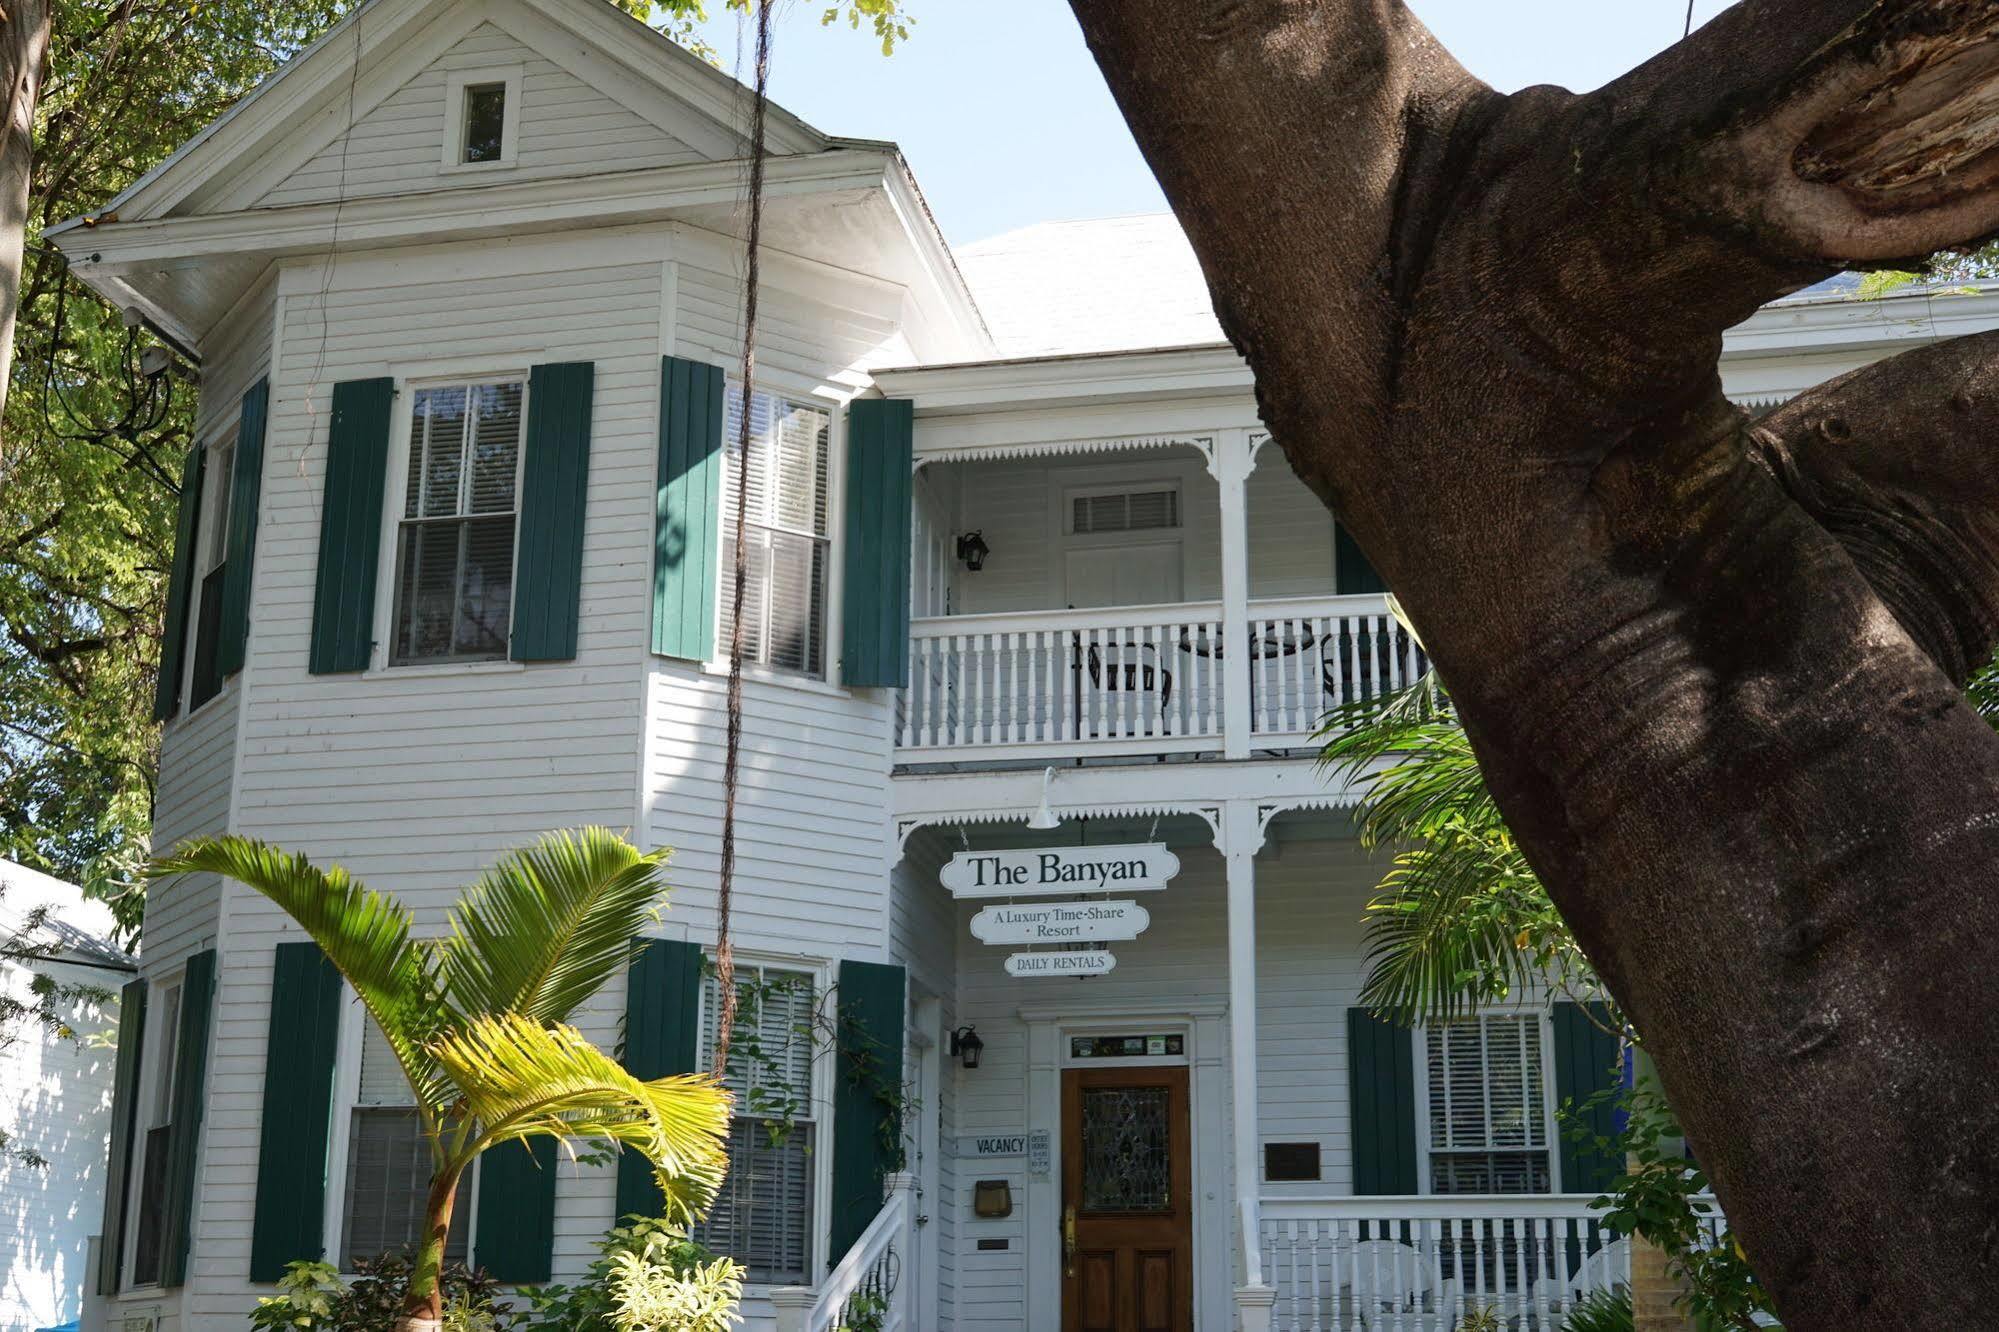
[1221,798,1265,1305]
[1213,429,1256,759]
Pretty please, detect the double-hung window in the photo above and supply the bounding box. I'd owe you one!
[1423,1013,1552,1194]
[339,1014,469,1269]
[186,432,236,709]
[129,982,182,1285]
[391,379,525,665]
[720,388,832,677]
[693,964,817,1284]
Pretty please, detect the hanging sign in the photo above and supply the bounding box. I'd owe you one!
[1005,949,1118,978]
[970,900,1151,945]
[942,843,1180,899]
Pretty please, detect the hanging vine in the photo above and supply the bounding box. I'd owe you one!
[711,0,776,1077]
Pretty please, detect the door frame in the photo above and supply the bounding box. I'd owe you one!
[1017,1000,1230,1332]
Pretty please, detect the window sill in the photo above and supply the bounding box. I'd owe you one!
[700,659,851,700]
[175,676,237,726]
[362,659,527,681]
[439,158,518,175]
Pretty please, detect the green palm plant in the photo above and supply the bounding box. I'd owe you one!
[1318,672,1596,1025]
[152,827,731,1332]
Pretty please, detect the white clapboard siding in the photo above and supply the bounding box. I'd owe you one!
[185,249,670,1323]
[257,22,706,209]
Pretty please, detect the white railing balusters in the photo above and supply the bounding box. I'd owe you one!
[898,595,1406,760]
[1257,1196,1727,1332]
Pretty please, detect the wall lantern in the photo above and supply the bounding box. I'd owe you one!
[951,1025,985,1070]
[956,531,991,572]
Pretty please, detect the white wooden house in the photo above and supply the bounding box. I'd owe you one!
[49,1,1999,1328]
[0,859,134,1332]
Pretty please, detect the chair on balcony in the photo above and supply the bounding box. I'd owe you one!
[1527,1237,1631,1322]
[1071,635,1173,737]
[1344,1238,1440,1331]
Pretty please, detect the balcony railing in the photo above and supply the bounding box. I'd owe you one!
[1258,1196,1729,1332]
[897,594,1422,762]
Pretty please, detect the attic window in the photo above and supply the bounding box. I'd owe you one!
[462,83,507,163]
[442,67,521,171]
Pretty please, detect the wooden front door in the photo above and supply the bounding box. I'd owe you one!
[1060,1066,1193,1332]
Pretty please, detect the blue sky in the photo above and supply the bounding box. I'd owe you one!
[687,0,1740,245]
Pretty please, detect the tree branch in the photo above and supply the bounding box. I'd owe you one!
[1610,0,1999,267]
[1751,330,1999,684]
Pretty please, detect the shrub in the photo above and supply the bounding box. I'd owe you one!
[251,1254,514,1332]
[522,1217,742,1332]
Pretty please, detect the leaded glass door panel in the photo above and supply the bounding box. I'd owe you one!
[1061,1066,1192,1332]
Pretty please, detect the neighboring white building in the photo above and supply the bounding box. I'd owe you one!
[47,1,1999,1328]
[0,861,134,1332]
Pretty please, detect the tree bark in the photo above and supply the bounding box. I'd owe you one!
[0,0,49,433]
[1067,0,1999,1325]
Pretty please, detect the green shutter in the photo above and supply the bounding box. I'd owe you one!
[474,1136,558,1284]
[217,377,270,678]
[1347,1008,1418,1195]
[511,362,595,662]
[1334,522,1387,596]
[839,398,914,689]
[1553,1002,1626,1196]
[154,445,207,720]
[651,357,725,661]
[161,949,217,1289]
[615,939,704,1220]
[309,378,395,674]
[249,943,343,1282]
[97,979,147,1295]
[830,960,904,1263]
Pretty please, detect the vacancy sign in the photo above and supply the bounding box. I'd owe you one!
[971,900,1150,946]
[941,844,1181,899]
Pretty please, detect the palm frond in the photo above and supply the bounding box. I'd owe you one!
[1358,819,1551,1025]
[151,835,449,1108]
[432,1013,731,1224]
[435,828,667,1025]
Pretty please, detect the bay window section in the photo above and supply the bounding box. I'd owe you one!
[391,380,524,665]
[692,964,816,1284]
[1424,1013,1552,1194]
[719,388,831,677]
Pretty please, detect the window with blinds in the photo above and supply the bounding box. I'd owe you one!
[693,965,816,1284]
[391,380,524,665]
[1424,1014,1552,1195]
[340,1015,469,1269]
[1070,486,1180,535]
[719,388,832,676]
[130,982,182,1285]
[187,434,236,709]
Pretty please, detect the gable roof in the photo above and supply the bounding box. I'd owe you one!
[72,0,837,226]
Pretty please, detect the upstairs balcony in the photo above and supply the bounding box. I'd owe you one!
[895,432,1421,767]
[897,593,1421,763]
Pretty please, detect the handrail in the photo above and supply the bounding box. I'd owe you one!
[1239,1195,1265,1289]
[784,1178,912,1332]
[910,599,1225,637]
[1260,1193,1720,1221]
